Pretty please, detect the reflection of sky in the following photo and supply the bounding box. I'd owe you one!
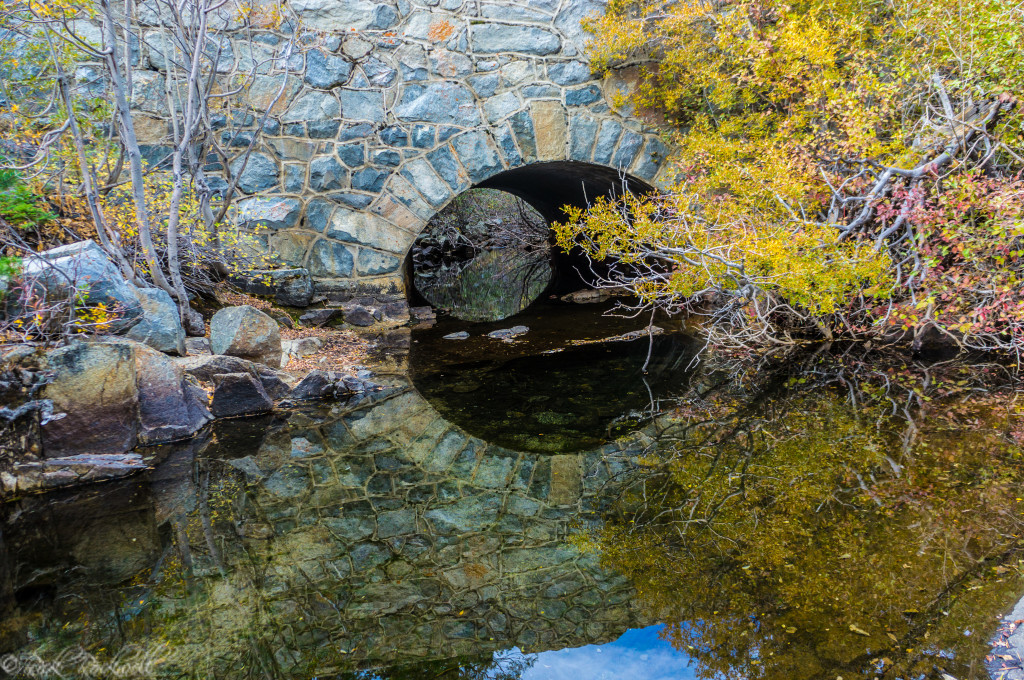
[520,625,695,680]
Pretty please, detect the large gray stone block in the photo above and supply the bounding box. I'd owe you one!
[308,239,355,277]
[235,197,303,231]
[303,49,352,89]
[470,23,561,55]
[231,152,279,194]
[356,250,401,276]
[451,131,503,183]
[289,0,399,30]
[394,82,481,125]
[309,155,347,191]
[399,158,451,207]
[235,268,314,307]
[338,89,386,123]
[209,305,283,368]
[124,287,186,355]
[283,91,341,123]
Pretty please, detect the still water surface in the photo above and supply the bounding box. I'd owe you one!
[1,300,1022,679]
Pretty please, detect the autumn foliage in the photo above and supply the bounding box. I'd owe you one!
[558,0,1024,357]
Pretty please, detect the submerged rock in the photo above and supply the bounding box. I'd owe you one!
[210,305,283,368]
[288,369,382,401]
[8,453,148,495]
[487,325,529,340]
[560,288,628,304]
[443,331,470,340]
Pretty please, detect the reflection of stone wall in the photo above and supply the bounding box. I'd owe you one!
[164,387,652,673]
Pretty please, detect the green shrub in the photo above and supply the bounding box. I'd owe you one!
[0,169,55,227]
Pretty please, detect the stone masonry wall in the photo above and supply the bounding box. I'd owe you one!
[120,0,672,303]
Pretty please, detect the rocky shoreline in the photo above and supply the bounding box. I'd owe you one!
[0,333,384,499]
[0,239,393,499]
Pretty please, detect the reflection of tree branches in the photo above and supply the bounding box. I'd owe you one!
[415,250,552,322]
[585,346,1024,680]
[414,190,549,269]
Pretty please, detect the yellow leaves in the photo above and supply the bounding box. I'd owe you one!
[237,0,285,29]
[557,186,891,318]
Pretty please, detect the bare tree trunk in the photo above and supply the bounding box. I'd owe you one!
[99,0,176,300]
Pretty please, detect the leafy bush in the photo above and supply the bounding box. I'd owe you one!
[565,0,1024,353]
[0,169,55,228]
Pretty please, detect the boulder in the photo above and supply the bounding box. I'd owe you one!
[185,337,211,355]
[282,336,324,365]
[130,342,212,444]
[41,341,139,456]
[22,241,193,354]
[289,369,340,400]
[487,325,529,340]
[176,353,294,398]
[23,240,142,329]
[40,339,212,457]
[209,305,282,368]
[210,373,274,417]
[123,287,186,355]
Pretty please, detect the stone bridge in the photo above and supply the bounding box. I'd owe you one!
[130,0,671,307]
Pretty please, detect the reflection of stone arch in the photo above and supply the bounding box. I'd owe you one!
[234,386,662,672]
[262,385,659,511]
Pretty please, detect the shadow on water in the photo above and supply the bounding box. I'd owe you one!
[413,333,698,453]
[1,305,1024,680]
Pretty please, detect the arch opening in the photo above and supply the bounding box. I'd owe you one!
[406,161,655,321]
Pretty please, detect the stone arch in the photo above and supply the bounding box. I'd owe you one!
[265,115,669,302]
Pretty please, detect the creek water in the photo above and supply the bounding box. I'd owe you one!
[1,298,1023,680]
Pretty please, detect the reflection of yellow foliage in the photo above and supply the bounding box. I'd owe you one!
[582,361,1024,679]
